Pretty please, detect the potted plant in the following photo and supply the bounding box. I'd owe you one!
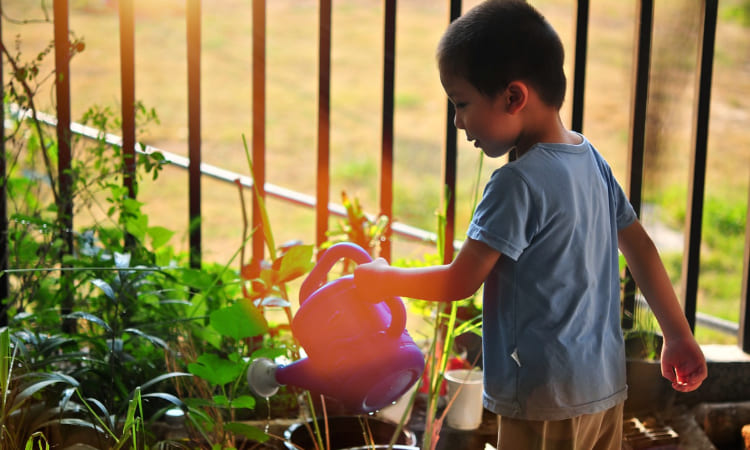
[621,264,670,414]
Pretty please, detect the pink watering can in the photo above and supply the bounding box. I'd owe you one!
[247,242,425,414]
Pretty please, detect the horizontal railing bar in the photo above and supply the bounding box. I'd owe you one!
[634,296,737,337]
[697,311,739,335]
[8,105,459,250]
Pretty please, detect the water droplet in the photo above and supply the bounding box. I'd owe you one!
[264,396,271,433]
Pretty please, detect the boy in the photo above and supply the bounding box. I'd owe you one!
[353,0,707,448]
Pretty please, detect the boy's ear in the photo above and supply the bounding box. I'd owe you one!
[505,81,528,114]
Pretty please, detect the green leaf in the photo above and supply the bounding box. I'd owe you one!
[188,354,243,386]
[230,395,256,410]
[62,312,112,332]
[125,212,148,242]
[90,279,115,300]
[212,394,230,406]
[209,300,267,341]
[224,422,269,443]
[124,328,168,349]
[147,225,174,249]
[250,347,287,361]
[14,377,75,413]
[142,392,188,411]
[177,268,216,290]
[140,372,193,392]
[243,135,276,257]
[277,244,314,283]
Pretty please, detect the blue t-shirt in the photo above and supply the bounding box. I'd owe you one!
[467,135,637,420]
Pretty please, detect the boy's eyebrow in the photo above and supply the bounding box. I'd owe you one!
[444,88,461,100]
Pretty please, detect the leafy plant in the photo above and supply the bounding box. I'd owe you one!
[0,328,74,448]
[158,136,316,449]
[323,191,389,263]
[393,206,481,450]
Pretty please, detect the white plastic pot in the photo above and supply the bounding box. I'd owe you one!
[444,369,484,430]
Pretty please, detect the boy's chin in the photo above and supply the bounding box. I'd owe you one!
[482,145,516,159]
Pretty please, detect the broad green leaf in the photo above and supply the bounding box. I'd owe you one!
[188,354,243,386]
[209,300,267,341]
[177,268,216,290]
[230,395,255,410]
[147,225,174,249]
[277,244,314,283]
[250,347,287,361]
[212,395,229,406]
[125,213,148,243]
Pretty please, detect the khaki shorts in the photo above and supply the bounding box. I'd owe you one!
[497,402,624,450]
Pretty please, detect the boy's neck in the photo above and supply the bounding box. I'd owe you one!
[515,108,581,157]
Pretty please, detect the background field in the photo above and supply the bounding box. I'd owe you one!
[3,0,749,344]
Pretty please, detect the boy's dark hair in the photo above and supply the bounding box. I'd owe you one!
[437,0,566,109]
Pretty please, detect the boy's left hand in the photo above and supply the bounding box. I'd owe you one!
[660,336,708,392]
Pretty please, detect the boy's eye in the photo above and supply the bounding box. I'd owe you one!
[454,102,467,109]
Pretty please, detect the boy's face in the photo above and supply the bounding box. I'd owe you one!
[440,71,520,159]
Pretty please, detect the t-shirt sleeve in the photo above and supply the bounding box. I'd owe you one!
[467,168,537,261]
[593,150,637,230]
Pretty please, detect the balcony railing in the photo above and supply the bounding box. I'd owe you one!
[1,0,748,352]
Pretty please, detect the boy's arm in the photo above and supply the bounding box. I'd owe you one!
[354,238,501,303]
[618,220,707,392]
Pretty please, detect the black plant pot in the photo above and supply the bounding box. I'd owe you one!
[284,416,417,450]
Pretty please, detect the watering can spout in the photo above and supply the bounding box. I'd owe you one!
[247,357,333,399]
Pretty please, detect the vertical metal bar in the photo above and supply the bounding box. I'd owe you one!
[681,0,717,333]
[316,0,332,250]
[741,182,750,352]
[380,0,396,261]
[118,0,136,253]
[626,0,651,218]
[252,0,266,263]
[570,0,589,133]
[442,0,462,265]
[119,0,136,201]
[187,0,202,269]
[0,4,7,327]
[54,0,75,332]
[622,0,653,329]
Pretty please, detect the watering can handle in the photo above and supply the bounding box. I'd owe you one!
[300,242,372,301]
[299,242,406,338]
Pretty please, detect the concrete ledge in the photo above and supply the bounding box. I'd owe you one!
[702,345,750,363]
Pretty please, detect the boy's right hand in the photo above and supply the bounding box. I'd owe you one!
[353,258,392,303]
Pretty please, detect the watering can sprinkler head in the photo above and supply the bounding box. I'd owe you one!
[245,242,425,414]
[247,357,281,398]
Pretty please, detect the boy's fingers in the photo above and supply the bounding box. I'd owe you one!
[670,364,707,392]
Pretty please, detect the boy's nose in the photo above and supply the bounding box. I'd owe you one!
[453,113,465,130]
